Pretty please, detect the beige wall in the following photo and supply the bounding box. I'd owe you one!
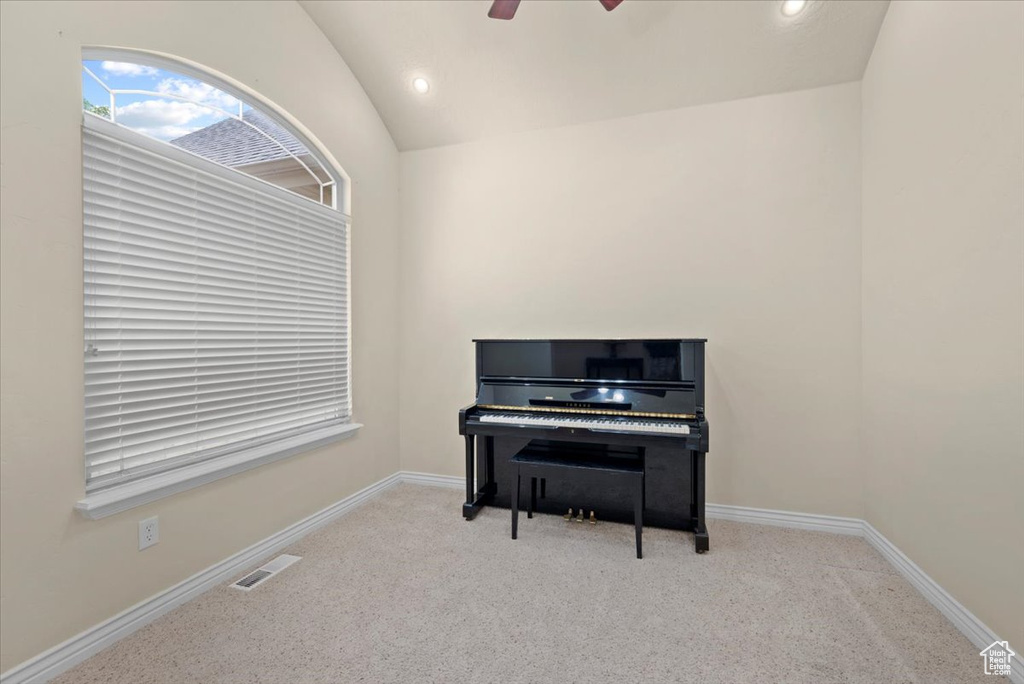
[0,0,399,671]
[861,0,1024,647]
[399,82,864,518]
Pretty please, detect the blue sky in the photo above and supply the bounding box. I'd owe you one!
[82,60,252,141]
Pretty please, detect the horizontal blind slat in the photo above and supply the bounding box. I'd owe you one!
[86,376,346,420]
[86,270,347,306]
[86,361,349,383]
[86,416,346,485]
[86,366,348,399]
[86,386,345,439]
[85,233,347,285]
[86,401,347,461]
[83,211,347,278]
[87,414,346,481]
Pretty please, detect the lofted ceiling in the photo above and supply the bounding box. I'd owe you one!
[300,0,889,151]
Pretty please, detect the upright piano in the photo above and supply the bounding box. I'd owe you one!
[458,339,711,553]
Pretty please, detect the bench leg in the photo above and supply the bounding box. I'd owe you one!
[512,472,520,540]
[635,474,643,559]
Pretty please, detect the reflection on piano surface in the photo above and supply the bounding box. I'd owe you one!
[458,339,711,553]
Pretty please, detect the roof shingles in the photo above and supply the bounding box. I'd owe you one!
[170,109,310,168]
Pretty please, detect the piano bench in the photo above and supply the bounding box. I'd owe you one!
[510,447,644,559]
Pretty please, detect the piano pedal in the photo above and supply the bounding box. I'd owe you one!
[574,509,585,523]
[589,511,597,525]
[564,508,574,521]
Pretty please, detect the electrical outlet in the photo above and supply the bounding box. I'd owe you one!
[138,516,159,550]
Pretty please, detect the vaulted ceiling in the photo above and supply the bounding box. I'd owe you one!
[300,0,889,151]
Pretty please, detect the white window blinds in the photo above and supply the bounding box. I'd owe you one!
[83,117,350,490]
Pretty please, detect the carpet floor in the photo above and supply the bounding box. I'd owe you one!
[54,484,990,684]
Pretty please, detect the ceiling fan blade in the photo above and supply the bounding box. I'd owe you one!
[488,0,521,20]
[599,0,624,10]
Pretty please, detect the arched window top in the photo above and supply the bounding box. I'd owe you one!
[81,51,343,210]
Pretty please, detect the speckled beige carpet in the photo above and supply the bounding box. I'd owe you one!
[54,484,990,684]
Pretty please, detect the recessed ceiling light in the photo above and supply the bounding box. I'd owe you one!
[412,77,430,94]
[781,0,807,16]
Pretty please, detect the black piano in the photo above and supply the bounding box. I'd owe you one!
[458,339,711,553]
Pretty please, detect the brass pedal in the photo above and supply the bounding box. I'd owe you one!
[589,511,597,525]
[564,508,574,521]
[574,509,585,523]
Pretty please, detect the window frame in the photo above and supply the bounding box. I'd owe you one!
[76,50,359,519]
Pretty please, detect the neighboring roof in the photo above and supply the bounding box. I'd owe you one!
[171,109,311,168]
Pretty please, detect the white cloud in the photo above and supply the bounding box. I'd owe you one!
[114,99,211,140]
[101,61,159,77]
[156,78,239,112]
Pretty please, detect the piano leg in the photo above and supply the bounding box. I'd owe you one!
[462,435,480,520]
[462,434,496,520]
[511,472,520,539]
[465,435,474,504]
[484,436,496,496]
[635,473,644,559]
[691,450,709,553]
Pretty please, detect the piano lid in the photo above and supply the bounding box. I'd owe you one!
[477,339,703,384]
[473,338,708,342]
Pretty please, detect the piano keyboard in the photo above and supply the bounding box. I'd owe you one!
[478,412,690,435]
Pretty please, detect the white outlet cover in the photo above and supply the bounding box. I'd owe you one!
[138,516,159,550]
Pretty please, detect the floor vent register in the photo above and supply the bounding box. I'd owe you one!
[230,554,301,591]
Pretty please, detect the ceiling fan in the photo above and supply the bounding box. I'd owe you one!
[488,0,623,20]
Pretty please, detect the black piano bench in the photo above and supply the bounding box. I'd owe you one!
[510,446,644,559]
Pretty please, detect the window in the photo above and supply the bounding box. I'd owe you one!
[79,52,354,505]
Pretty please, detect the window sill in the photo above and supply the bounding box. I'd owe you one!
[75,423,363,520]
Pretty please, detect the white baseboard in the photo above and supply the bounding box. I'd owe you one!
[4,471,1019,684]
[705,502,864,536]
[0,472,403,684]
[400,471,464,489]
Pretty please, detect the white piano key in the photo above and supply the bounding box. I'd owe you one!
[478,412,690,435]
